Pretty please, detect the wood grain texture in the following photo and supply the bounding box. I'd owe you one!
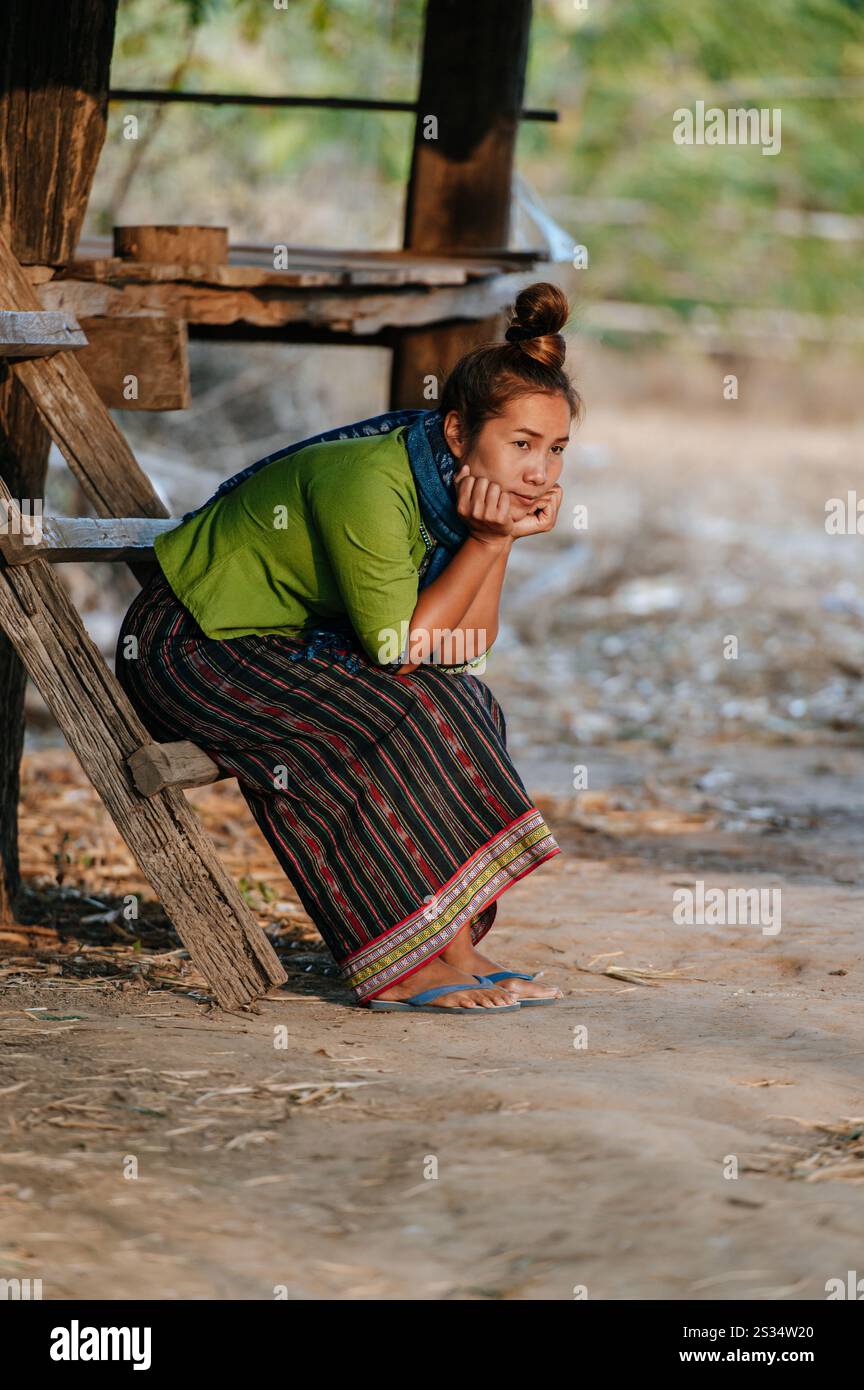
[391,0,532,406]
[0,2,118,266]
[0,368,51,919]
[128,740,224,796]
[0,232,168,541]
[0,0,117,920]
[0,310,88,358]
[76,316,191,411]
[38,273,536,337]
[403,0,532,254]
[114,225,229,265]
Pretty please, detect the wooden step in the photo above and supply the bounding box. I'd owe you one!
[0,512,175,565]
[128,740,226,796]
[0,309,87,358]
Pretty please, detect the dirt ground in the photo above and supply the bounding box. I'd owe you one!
[3,368,863,1301]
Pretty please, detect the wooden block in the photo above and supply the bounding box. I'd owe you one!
[113,225,229,265]
[127,740,226,796]
[0,309,88,358]
[76,317,191,411]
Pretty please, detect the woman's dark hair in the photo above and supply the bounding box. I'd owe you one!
[440,281,583,448]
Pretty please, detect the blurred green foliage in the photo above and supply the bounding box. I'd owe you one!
[104,0,863,319]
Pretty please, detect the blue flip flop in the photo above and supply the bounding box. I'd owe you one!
[474,971,561,1006]
[367,981,521,1013]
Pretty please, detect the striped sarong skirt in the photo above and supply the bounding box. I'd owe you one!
[115,567,562,1005]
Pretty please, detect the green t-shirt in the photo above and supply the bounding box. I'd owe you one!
[153,425,491,671]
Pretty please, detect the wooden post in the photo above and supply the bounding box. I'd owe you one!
[0,369,49,922]
[0,0,119,919]
[0,2,119,267]
[389,0,533,408]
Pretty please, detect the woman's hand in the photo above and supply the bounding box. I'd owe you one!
[454,463,514,547]
[509,483,563,539]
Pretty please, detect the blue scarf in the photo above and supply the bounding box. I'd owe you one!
[177,405,469,589]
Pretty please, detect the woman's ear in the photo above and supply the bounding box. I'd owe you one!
[443,410,466,459]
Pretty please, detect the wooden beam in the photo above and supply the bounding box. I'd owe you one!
[390,0,533,407]
[37,270,537,337]
[76,317,191,411]
[0,486,286,1009]
[49,243,539,286]
[0,310,88,358]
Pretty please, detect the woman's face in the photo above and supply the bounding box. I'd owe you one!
[443,392,572,520]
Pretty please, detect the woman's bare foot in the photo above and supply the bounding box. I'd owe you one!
[439,937,563,1002]
[371,956,519,1010]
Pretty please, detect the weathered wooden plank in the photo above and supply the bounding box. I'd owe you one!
[0,495,286,1009]
[46,245,539,291]
[0,310,88,358]
[128,740,225,796]
[37,272,538,337]
[0,511,174,565]
[24,266,56,286]
[114,225,229,265]
[57,258,470,288]
[76,316,191,411]
[228,244,541,271]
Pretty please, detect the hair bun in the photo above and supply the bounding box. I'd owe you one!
[504,323,538,343]
[505,281,569,369]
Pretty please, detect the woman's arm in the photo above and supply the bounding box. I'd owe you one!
[394,473,564,676]
[394,532,511,674]
[436,535,511,665]
[394,471,513,675]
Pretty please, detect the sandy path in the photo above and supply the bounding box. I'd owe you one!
[3,789,862,1301]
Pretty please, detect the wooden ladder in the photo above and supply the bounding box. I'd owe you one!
[0,231,287,1009]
